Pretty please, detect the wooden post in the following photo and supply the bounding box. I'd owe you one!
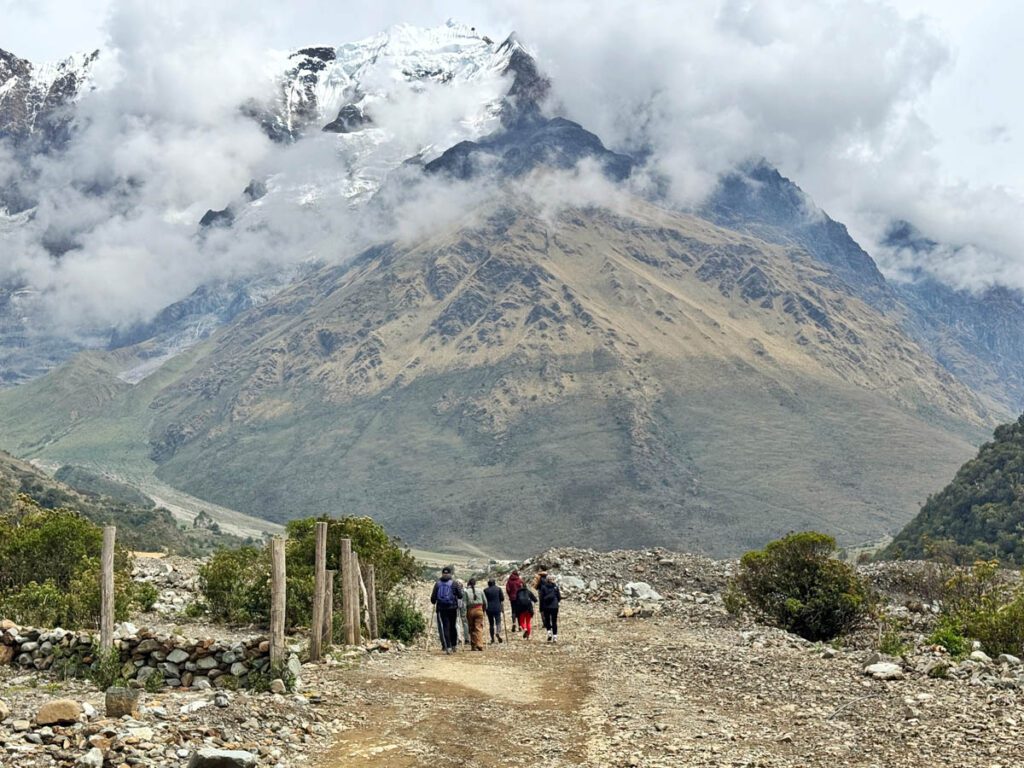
[366,564,379,639]
[309,522,328,662]
[100,526,115,650]
[270,537,286,671]
[354,552,368,640]
[339,538,357,645]
[323,570,336,649]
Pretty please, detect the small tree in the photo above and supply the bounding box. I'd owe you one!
[726,531,872,641]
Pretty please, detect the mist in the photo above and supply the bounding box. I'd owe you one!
[3,0,1024,343]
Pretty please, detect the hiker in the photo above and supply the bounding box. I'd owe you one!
[463,578,486,651]
[512,581,538,639]
[451,569,470,646]
[505,570,524,628]
[484,578,504,643]
[538,573,562,643]
[531,569,548,592]
[430,567,463,654]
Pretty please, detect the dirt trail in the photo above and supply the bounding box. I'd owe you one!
[308,592,1024,768]
[316,618,595,767]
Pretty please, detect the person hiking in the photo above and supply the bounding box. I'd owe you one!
[531,569,548,592]
[463,578,486,651]
[512,581,538,639]
[484,578,505,643]
[452,569,470,646]
[430,567,463,654]
[505,571,524,629]
[538,573,562,643]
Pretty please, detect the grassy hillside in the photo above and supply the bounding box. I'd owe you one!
[0,450,249,555]
[0,200,996,556]
[882,414,1024,564]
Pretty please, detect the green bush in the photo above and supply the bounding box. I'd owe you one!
[927,617,970,658]
[726,531,872,641]
[135,582,159,613]
[379,592,427,643]
[0,498,145,628]
[199,515,419,632]
[88,646,127,690]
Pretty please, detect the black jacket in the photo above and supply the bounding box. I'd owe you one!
[483,585,504,615]
[539,581,561,611]
[512,586,537,615]
[430,576,463,608]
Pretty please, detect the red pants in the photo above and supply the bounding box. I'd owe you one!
[518,612,532,637]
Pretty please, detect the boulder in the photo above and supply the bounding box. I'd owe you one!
[864,662,904,681]
[0,645,14,664]
[167,648,190,664]
[0,698,10,720]
[998,653,1021,666]
[77,747,104,768]
[105,687,140,718]
[558,576,586,590]
[970,650,992,664]
[36,699,82,725]
[624,582,662,601]
[187,748,258,767]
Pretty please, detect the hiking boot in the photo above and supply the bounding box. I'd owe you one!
[552,635,558,643]
[497,635,504,643]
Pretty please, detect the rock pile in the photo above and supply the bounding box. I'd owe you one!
[0,620,301,692]
[132,555,203,616]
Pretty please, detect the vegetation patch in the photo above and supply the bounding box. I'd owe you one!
[725,531,872,641]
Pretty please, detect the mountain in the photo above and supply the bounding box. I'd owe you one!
[704,167,1024,417]
[882,413,1024,565]
[883,221,1024,414]
[0,24,1019,556]
[0,193,990,555]
[0,450,245,554]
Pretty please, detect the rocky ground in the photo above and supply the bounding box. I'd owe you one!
[3,548,1024,766]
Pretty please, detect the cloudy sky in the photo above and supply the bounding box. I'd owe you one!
[2,0,1023,328]
[5,0,1021,196]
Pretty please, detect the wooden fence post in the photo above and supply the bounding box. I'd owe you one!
[339,538,357,645]
[354,552,368,640]
[323,570,336,649]
[309,522,328,662]
[366,564,379,639]
[100,526,115,650]
[270,537,286,671]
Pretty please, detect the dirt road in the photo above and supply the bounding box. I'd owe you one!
[309,595,1024,768]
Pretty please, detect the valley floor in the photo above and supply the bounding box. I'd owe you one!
[307,600,1024,768]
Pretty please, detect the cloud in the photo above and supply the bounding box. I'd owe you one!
[4,0,1024,343]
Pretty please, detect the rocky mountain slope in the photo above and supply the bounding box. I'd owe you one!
[0,194,990,555]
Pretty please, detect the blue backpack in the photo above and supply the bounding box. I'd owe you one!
[436,579,457,608]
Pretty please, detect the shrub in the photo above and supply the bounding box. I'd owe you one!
[134,582,159,613]
[199,515,419,632]
[936,560,1024,657]
[727,531,872,641]
[88,646,127,690]
[0,499,144,628]
[379,592,427,644]
[927,617,970,658]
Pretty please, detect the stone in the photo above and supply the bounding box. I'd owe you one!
[136,639,161,654]
[77,747,104,768]
[230,661,248,677]
[270,679,286,694]
[0,699,10,720]
[36,699,83,725]
[196,656,218,670]
[970,650,992,664]
[864,662,904,681]
[105,687,140,718]
[187,748,258,767]
[998,653,1021,666]
[136,666,160,685]
[214,692,231,708]
[624,582,662,601]
[558,576,586,590]
[13,719,30,731]
[0,645,14,664]
[167,648,190,664]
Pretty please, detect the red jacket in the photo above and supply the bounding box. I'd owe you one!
[505,573,523,603]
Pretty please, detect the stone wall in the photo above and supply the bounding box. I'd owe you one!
[0,619,298,690]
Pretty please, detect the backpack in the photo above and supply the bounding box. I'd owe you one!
[436,579,457,608]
